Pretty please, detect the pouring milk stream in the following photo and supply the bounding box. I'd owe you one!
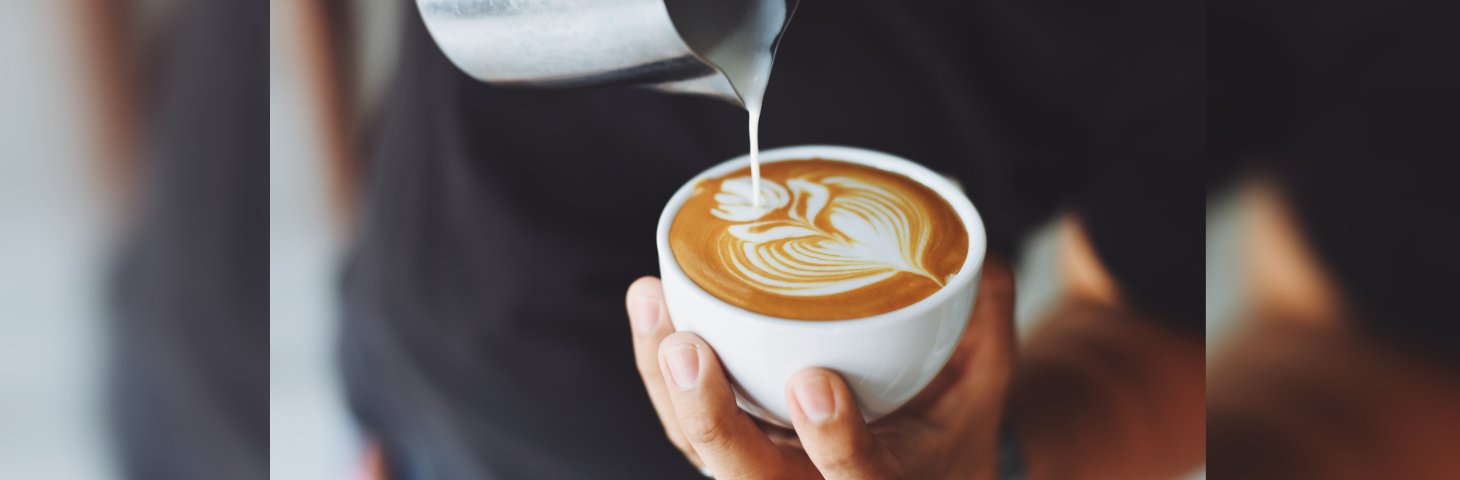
[669,0,793,209]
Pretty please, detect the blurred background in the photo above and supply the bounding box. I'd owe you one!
[1205,1,1460,478]
[269,0,383,478]
[2,0,269,479]
[0,1,114,478]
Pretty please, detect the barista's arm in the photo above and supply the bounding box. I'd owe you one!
[1010,216,1206,480]
[296,0,360,221]
[73,0,143,207]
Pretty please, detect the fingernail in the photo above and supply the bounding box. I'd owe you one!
[630,296,660,334]
[665,344,699,390]
[794,375,834,423]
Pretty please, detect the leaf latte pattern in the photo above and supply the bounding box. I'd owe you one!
[713,176,945,296]
[670,159,968,320]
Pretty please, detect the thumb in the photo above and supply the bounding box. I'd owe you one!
[786,368,900,480]
[659,332,794,478]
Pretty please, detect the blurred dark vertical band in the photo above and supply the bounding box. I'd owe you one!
[1209,0,1460,361]
[108,0,267,478]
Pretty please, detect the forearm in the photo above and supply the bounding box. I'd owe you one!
[73,0,142,207]
[298,0,359,221]
[1009,301,1205,480]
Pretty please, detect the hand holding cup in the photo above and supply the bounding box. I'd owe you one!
[625,257,1017,479]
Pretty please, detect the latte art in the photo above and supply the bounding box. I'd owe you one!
[715,175,945,296]
[671,159,968,320]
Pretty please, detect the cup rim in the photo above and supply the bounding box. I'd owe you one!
[656,145,988,328]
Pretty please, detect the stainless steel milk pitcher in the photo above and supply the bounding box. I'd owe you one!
[415,0,798,108]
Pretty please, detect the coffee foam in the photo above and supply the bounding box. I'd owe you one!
[670,159,968,320]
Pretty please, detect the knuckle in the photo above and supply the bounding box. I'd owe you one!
[818,447,861,471]
[678,412,730,449]
[813,434,877,472]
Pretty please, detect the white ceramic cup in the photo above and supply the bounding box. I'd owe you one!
[656,145,987,426]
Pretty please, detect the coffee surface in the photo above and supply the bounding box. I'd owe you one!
[670,159,968,320]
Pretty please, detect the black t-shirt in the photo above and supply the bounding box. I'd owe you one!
[342,0,1201,478]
